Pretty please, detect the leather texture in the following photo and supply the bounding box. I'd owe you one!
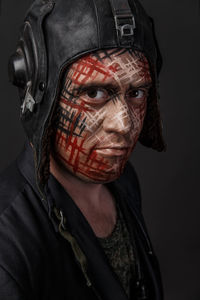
[9,0,165,189]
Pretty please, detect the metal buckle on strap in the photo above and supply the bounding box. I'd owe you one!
[114,14,136,45]
[21,81,36,114]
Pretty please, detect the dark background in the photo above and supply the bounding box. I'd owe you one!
[0,0,199,299]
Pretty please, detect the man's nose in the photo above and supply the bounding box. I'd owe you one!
[102,99,132,135]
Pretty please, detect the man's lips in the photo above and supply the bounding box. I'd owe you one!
[95,147,129,157]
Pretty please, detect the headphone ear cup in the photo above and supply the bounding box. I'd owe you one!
[8,50,28,88]
[8,22,38,98]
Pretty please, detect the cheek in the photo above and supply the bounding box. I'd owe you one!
[54,103,87,149]
[54,100,106,153]
[129,102,147,138]
[83,107,106,135]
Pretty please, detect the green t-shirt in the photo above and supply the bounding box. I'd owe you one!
[98,203,135,298]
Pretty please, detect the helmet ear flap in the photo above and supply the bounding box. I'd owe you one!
[138,17,166,152]
[149,17,163,75]
[139,84,166,152]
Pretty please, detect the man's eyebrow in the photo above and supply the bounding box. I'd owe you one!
[72,83,119,93]
[128,82,153,89]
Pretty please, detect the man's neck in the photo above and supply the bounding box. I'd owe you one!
[50,156,117,237]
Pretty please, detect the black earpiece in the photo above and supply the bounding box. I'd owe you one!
[8,50,28,88]
[8,22,40,114]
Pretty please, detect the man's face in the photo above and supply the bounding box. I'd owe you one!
[52,49,152,183]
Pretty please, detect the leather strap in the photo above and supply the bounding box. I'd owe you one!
[109,0,136,47]
[109,0,133,16]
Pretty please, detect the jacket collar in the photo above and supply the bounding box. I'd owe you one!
[17,142,41,198]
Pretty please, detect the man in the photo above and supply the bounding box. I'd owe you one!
[0,0,165,299]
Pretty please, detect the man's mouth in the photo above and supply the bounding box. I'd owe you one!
[95,147,129,157]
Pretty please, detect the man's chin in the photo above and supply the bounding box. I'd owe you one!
[73,164,126,184]
[52,153,127,184]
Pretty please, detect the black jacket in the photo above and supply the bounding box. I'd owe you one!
[0,143,163,300]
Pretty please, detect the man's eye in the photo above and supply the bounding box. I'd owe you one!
[84,88,108,102]
[127,89,146,101]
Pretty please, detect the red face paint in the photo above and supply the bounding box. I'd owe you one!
[52,49,152,183]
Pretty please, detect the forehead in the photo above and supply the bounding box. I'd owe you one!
[66,49,152,87]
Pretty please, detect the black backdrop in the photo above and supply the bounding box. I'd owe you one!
[0,1,199,299]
